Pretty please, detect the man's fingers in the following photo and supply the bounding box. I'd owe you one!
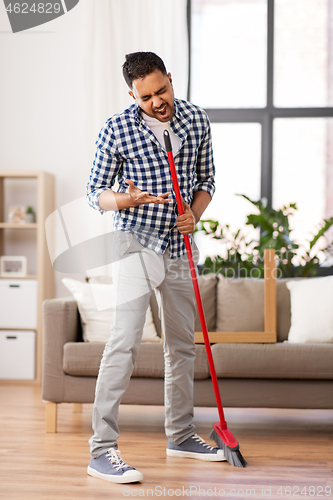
[177,214,188,222]
[156,192,171,201]
[177,222,194,234]
[146,192,171,201]
[126,180,138,194]
[152,196,171,204]
[142,193,171,204]
[153,192,171,203]
[176,218,194,227]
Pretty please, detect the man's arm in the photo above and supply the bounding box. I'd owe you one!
[191,190,212,224]
[98,179,171,211]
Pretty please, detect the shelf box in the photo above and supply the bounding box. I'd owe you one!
[0,279,38,329]
[0,330,36,380]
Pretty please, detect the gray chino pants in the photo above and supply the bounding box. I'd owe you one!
[89,232,199,458]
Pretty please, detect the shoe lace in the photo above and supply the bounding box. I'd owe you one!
[106,448,129,471]
[192,434,217,451]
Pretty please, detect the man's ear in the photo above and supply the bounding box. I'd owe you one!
[168,72,173,85]
[128,91,135,101]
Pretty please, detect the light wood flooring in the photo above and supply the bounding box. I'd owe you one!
[0,384,332,500]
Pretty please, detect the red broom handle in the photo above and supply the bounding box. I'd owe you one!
[163,130,226,425]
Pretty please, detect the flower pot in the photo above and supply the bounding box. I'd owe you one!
[25,213,35,224]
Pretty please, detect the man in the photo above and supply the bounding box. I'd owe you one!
[86,52,225,484]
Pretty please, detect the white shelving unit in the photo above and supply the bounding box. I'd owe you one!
[0,171,55,384]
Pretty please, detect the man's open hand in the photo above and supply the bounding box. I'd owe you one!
[126,179,171,207]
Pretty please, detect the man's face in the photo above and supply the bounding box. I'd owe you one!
[129,69,174,122]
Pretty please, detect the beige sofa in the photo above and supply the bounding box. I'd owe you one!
[42,274,333,432]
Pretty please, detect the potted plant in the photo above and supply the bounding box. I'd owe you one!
[25,206,36,224]
[198,195,333,278]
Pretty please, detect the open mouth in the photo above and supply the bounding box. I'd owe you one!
[155,104,168,118]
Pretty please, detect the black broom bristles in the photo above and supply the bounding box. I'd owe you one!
[209,428,247,468]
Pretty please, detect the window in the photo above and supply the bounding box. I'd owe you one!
[191,0,267,108]
[273,118,333,243]
[189,0,333,263]
[274,0,333,108]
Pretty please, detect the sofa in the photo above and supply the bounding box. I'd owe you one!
[42,265,333,432]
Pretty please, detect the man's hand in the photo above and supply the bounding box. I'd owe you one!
[126,179,171,207]
[176,200,197,235]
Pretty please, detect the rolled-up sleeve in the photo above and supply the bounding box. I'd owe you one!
[86,122,122,214]
[193,118,216,199]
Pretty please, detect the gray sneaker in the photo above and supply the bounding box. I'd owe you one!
[87,448,143,483]
[166,434,227,462]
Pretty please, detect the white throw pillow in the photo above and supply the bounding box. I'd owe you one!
[286,276,333,343]
[62,278,161,343]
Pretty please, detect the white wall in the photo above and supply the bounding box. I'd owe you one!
[0,0,188,297]
[0,2,90,296]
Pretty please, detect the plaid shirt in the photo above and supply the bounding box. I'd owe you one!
[86,98,215,258]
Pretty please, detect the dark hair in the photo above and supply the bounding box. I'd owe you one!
[122,52,167,88]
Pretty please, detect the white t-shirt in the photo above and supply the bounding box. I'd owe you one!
[142,113,182,155]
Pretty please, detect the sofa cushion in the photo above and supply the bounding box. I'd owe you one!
[62,278,161,343]
[211,342,333,379]
[63,342,210,380]
[287,276,333,343]
[195,274,217,332]
[216,278,299,342]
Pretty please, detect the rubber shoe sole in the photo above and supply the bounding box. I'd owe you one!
[166,448,227,462]
[87,465,143,484]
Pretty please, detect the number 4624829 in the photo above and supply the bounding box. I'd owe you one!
[277,486,332,496]
[6,3,61,14]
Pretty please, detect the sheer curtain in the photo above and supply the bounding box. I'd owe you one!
[82,0,189,146]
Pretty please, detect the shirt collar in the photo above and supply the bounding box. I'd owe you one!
[170,99,192,145]
[172,98,182,120]
[133,103,141,124]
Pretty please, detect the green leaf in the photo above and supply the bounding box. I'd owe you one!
[309,217,333,250]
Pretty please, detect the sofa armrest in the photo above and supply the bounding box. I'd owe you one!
[42,297,79,403]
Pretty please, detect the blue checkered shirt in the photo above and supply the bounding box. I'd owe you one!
[86,98,215,258]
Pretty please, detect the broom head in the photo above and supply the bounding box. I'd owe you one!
[209,422,247,468]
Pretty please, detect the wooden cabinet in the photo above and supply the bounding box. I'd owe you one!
[0,171,55,384]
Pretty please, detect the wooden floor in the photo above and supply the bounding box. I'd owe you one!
[0,385,332,500]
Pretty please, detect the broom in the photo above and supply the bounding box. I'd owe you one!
[163,130,246,468]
